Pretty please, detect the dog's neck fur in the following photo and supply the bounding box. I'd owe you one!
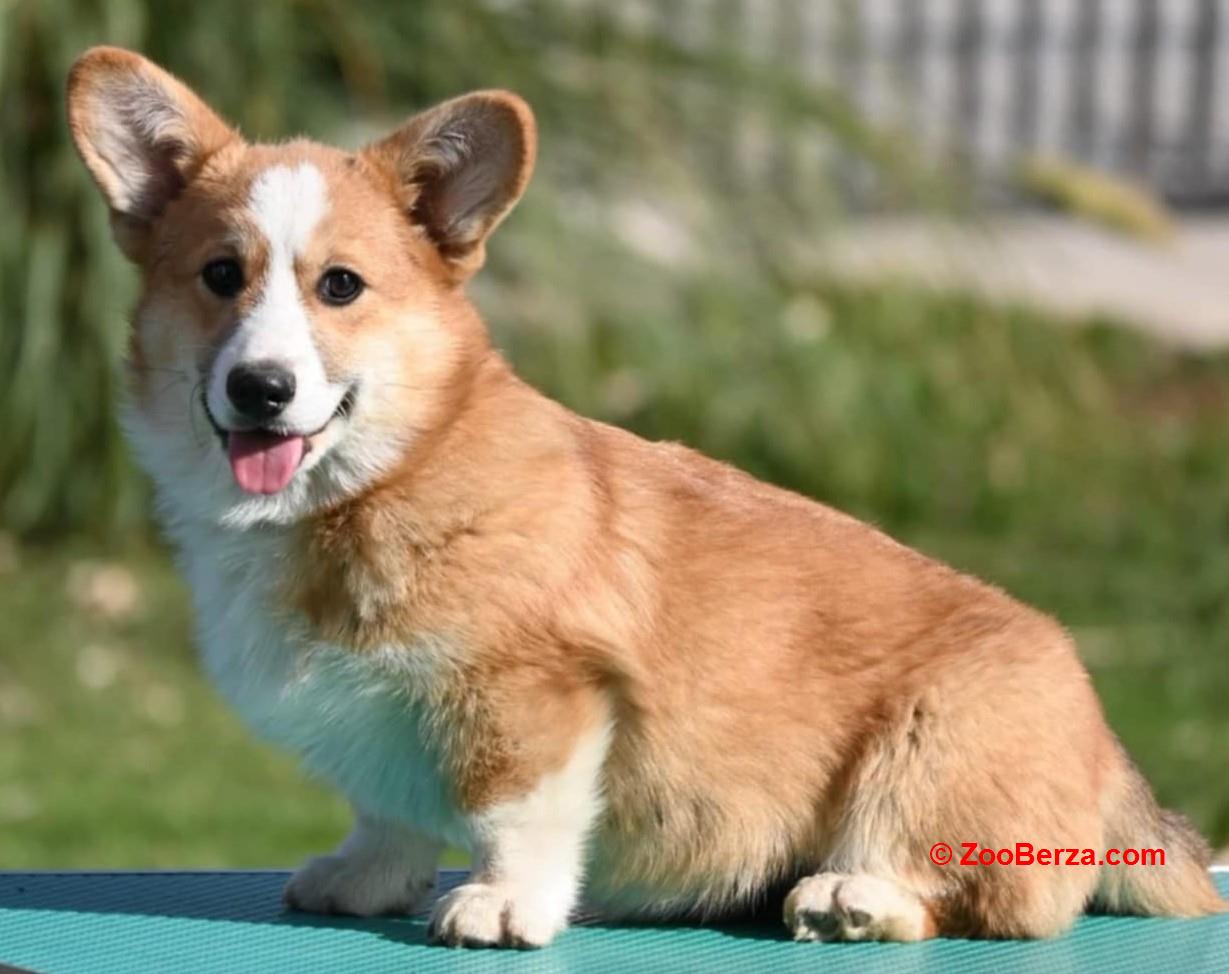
[280,330,595,651]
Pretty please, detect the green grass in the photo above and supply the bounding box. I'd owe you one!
[2,280,1227,867]
[0,540,349,868]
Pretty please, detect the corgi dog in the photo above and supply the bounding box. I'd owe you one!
[67,46,1224,948]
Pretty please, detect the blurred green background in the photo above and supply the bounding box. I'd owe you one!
[1,0,1226,869]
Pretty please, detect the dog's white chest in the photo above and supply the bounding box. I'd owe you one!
[180,532,463,844]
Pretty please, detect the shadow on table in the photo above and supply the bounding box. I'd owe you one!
[0,869,785,936]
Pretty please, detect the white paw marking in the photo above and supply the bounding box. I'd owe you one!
[283,851,433,917]
[784,873,930,942]
[427,882,564,949]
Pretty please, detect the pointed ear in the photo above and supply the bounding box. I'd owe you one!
[364,90,536,281]
[66,46,238,259]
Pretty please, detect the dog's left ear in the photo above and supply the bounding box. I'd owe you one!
[364,90,536,282]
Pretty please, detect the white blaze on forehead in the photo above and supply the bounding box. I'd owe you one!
[208,162,345,434]
[250,163,329,260]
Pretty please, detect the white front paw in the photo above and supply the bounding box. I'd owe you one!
[283,852,434,917]
[427,882,565,948]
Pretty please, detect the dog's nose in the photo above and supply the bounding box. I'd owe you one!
[226,362,296,422]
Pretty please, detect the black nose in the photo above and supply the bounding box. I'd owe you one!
[226,362,296,421]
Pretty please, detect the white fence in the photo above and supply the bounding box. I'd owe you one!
[579,0,1229,206]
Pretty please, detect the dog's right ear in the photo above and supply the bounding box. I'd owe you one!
[67,46,238,259]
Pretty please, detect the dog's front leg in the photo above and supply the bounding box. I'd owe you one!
[428,723,610,949]
[284,808,442,917]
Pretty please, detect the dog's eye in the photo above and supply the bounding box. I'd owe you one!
[201,258,244,298]
[319,268,364,306]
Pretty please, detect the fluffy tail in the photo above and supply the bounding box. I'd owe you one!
[1093,749,1225,917]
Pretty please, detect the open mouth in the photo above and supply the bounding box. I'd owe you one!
[202,386,356,496]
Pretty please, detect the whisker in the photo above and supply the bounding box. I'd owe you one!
[153,376,189,399]
[211,456,228,491]
[375,381,448,393]
[188,379,211,448]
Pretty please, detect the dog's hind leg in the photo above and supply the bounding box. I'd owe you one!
[785,613,1112,942]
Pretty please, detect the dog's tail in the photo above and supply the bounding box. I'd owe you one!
[1092,746,1225,917]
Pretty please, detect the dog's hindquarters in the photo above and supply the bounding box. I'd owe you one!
[785,609,1224,942]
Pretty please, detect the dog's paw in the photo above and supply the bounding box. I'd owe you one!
[784,873,930,943]
[283,852,433,917]
[427,882,564,949]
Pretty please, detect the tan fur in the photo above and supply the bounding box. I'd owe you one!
[68,46,1225,940]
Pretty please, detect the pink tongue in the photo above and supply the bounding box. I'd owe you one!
[227,431,307,495]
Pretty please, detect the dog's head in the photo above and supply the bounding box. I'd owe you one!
[67,47,535,528]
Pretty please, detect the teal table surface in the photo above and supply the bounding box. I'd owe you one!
[1,869,1226,974]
